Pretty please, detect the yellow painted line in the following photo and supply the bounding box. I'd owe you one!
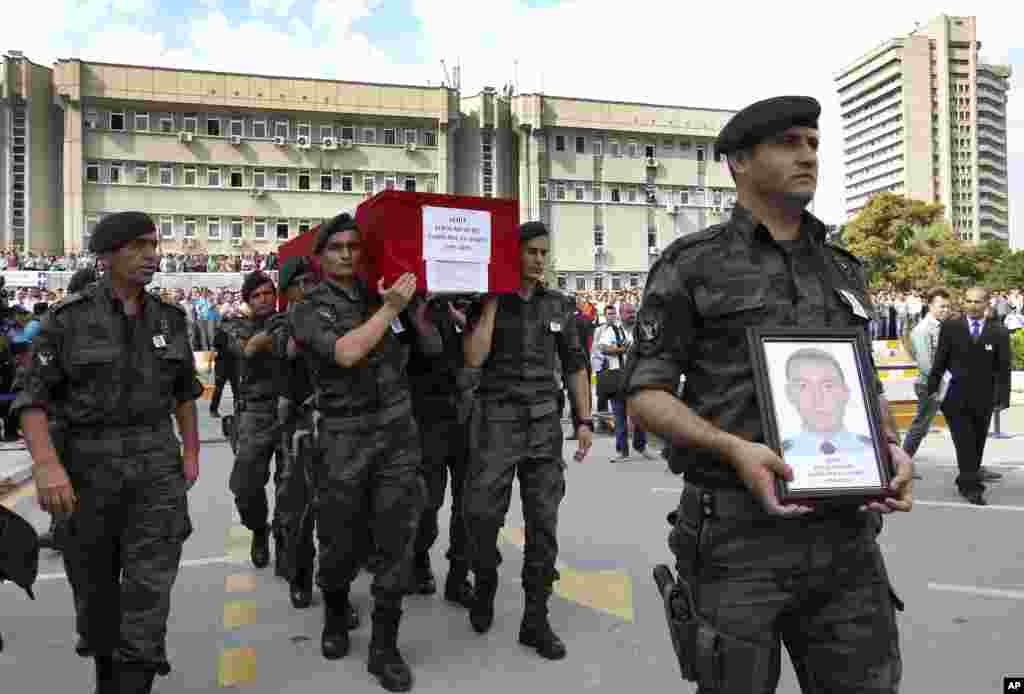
[225,574,256,594]
[218,647,257,688]
[227,526,251,561]
[555,568,634,623]
[223,599,257,630]
[1,481,35,510]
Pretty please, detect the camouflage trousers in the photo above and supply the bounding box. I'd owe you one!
[62,422,191,673]
[670,483,903,694]
[412,404,469,565]
[314,402,425,599]
[229,406,284,533]
[463,399,566,590]
[275,407,316,582]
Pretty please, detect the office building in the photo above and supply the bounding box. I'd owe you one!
[835,14,1012,242]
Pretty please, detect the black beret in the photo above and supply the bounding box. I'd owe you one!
[278,256,310,292]
[715,96,820,156]
[314,212,359,256]
[88,211,157,254]
[241,271,275,303]
[519,221,549,243]
[66,267,98,293]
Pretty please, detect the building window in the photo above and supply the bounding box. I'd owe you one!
[425,177,436,193]
[627,188,637,203]
[612,274,622,290]
[207,217,221,240]
[321,172,333,191]
[592,140,603,156]
[134,113,149,131]
[230,169,244,188]
[254,219,267,240]
[85,109,99,129]
[423,130,437,147]
[575,185,585,201]
[207,167,221,187]
[575,136,586,154]
[297,123,311,141]
[558,275,567,290]
[576,276,586,291]
[404,176,416,192]
[275,120,289,139]
[594,275,604,291]
[184,167,197,186]
[679,189,689,205]
[609,140,620,157]
[630,274,640,288]
[252,120,267,138]
[610,187,621,202]
[385,176,397,190]
[539,183,548,200]
[320,125,333,141]
[645,144,656,159]
[109,161,123,184]
[405,129,417,145]
[183,114,197,133]
[646,187,658,204]
[342,175,353,192]
[298,170,311,191]
[135,164,149,185]
[384,128,397,145]
[696,145,705,162]
[85,162,100,183]
[184,218,197,238]
[159,116,174,133]
[160,216,174,239]
[592,186,602,201]
[362,128,376,144]
[159,165,174,186]
[481,130,494,197]
[594,229,604,246]
[364,175,376,194]
[110,110,125,131]
[231,219,243,243]
[555,135,566,152]
[207,117,221,137]
[628,141,638,158]
[648,227,657,248]
[276,221,290,240]
[230,119,243,137]
[341,126,355,141]
[556,184,566,200]
[250,169,265,189]
[276,170,288,189]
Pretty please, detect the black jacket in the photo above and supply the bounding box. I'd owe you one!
[928,318,1011,411]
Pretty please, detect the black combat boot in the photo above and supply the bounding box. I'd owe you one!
[413,553,436,595]
[92,655,114,694]
[250,527,270,569]
[469,569,499,634]
[113,664,156,694]
[367,600,413,692]
[321,589,351,660]
[518,589,566,660]
[290,567,313,609]
[443,562,474,608]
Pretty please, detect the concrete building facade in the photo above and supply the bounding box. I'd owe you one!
[835,14,1012,243]
[1,51,64,254]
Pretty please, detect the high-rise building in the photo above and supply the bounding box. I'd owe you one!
[0,51,63,253]
[834,14,1011,243]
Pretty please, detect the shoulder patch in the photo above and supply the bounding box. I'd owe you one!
[660,224,727,261]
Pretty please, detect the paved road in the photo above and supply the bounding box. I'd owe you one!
[3,399,1024,693]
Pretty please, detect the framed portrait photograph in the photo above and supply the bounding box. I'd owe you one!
[747,327,895,506]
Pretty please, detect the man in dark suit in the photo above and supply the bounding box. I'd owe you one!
[928,287,1011,505]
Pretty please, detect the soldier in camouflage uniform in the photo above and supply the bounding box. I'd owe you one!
[462,221,592,660]
[225,271,284,571]
[291,212,438,692]
[623,97,913,693]
[15,211,203,694]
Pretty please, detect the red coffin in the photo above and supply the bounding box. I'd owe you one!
[356,191,520,294]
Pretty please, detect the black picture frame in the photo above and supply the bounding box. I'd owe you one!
[747,327,896,506]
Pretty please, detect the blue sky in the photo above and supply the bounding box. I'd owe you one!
[5,1,1022,241]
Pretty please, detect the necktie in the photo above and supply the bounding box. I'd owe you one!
[820,441,836,455]
[971,321,981,339]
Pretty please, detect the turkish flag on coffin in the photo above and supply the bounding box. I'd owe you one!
[355,190,521,294]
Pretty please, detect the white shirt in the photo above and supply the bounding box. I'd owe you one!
[595,321,631,371]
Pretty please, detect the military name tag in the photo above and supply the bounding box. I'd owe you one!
[153,335,167,348]
[986,344,994,351]
[549,321,562,333]
[391,318,405,334]
[837,289,870,320]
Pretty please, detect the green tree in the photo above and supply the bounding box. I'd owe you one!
[984,249,1024,290]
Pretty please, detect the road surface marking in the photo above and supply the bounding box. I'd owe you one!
[225,574,256,593]
[36,554,245,582]
[217,647,257,688]
[928,583,1024,600]
[0,481,35,510]
[223,600,258,630]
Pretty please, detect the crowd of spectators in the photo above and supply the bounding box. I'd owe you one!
[1,249,279,274]
[870,289,1024,339]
